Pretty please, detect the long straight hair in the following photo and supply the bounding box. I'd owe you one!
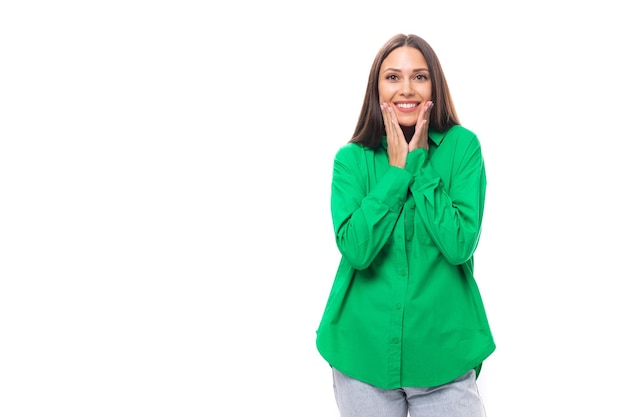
[350,34,460,148]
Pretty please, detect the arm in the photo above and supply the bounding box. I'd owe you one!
[407,134,486,265]
[331,145,412,270]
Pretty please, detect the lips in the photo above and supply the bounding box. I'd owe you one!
[394,102,419,113]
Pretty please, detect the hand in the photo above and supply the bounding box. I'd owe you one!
[408,100,434,152]
[381,101,434,168]
[381,102,408,168]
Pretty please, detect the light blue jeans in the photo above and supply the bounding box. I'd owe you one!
[332,368,487,417]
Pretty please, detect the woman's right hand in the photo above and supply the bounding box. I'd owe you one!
[381,102,408,168]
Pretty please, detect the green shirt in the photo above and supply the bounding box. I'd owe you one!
[316,124,496,389]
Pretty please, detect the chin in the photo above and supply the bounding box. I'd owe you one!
[399,119,418,128]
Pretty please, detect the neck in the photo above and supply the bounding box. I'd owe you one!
[401,125,415,142]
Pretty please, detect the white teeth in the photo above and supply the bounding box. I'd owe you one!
[396,103,417,109]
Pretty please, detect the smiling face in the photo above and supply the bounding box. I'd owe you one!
[378,46,432,128]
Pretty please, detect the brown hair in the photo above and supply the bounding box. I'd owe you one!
[350,34,460,148]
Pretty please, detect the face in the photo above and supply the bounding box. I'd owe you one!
[378,46,432,127]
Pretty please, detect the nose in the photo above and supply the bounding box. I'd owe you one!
[400,78,414,96]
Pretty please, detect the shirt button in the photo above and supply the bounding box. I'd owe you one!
[391,337,399,344]
[395,303,402,310]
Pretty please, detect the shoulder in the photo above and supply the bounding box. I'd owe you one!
[445,125,479,142]
[435,125,482,151]
[334,142,371,163]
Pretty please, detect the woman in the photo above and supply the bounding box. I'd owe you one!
[316,34,496,417]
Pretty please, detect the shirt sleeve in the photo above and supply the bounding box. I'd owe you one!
[331,145,412,270]
[405,133,486,265]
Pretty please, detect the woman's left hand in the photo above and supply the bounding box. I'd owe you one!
[408,100,434,152]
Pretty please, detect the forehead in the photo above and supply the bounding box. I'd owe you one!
[381,46,427,70]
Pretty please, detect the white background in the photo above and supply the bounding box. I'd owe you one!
[1,1,625,416]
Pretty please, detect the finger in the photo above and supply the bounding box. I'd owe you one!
[380,103,393,135]
[387,105,403,137]
[424,101,433,133]
[419,101,433,120]
[415,101,433,131]
[381,102,400,141]
[424,100,434,118]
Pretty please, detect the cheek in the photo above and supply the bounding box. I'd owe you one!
[378,85,393,102]
[421,85,433,100]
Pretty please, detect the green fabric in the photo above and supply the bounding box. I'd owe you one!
[316,125,495,389]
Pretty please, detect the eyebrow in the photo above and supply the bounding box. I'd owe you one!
[383,67,429,73]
